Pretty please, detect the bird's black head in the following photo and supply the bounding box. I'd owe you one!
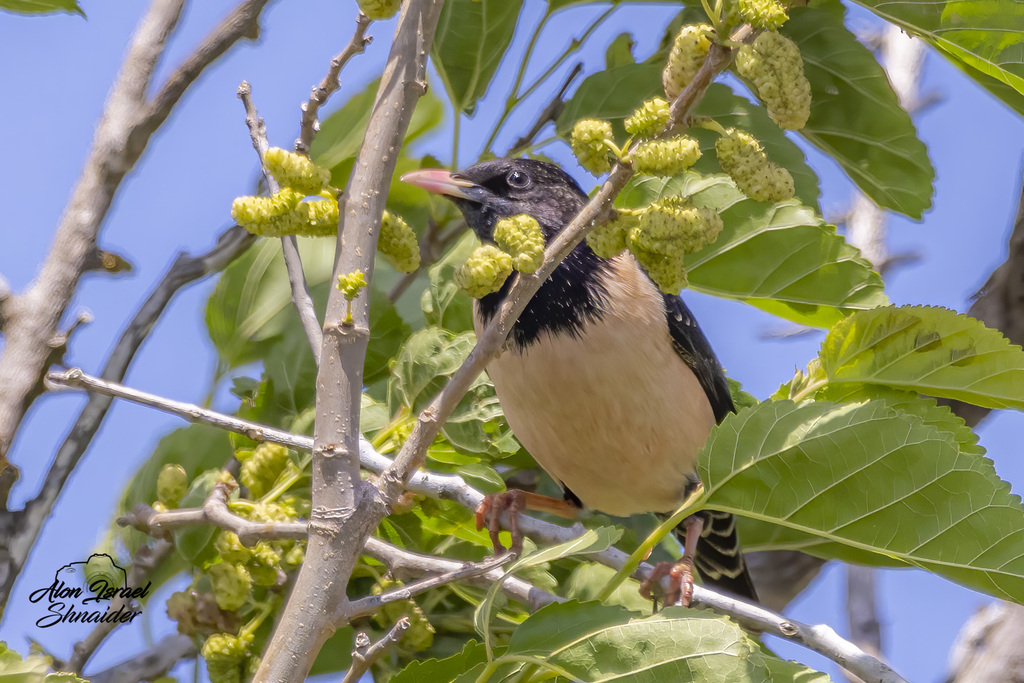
[402,157,611,348]
[401,158,588,243]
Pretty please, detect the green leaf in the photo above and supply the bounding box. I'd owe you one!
[544,607,768,682]
[443,373,520,457]
[507,600,640,656]
[557,62,664,137]
[566,566,655,612]
[421,231,479,333]
[850,0,1024,105]
[432,0,524,114]
[694,84,821,210]
[117,425,233,547]
[0,0,84,16]
[474,528,622,655]
[605,32,636,69]
[778,2,934,218]
[819,305,1024,410]
[619,173,888,327]
[389,327,476,411]
[701,399,1024,603]
[391,640,489,683]
[311,78,443,177]
[207,237,408,396]
[206,237,333,372]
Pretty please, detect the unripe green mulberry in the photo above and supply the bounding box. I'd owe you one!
[293,191,339,236]
[166,590,197,634]
[632,196,723,257]
[625,98,670,138]
[202,632,251,683]
[371,579,435,651]
[587,211,638,259]
[663,25,714,100]
[570,119,615,175]
[379,211,421,273]
[215,532,252,564]
[739,0,789,30]
[263,147,330,195]
[735,31,811,130]
[358,0,401,20]
[284,543,306,567]
[231,189,301,233]
[231,189,339,238]
[715,128,795,202]
[157,463,188,509]
[207,563,252,612]
[84,554,124,594]
[632,247,689,295]
[493,215,545,274]
[454,245,513,298]
[247,542,282,587]
[247,499,299,523]
[631,137,702,177]
[239,443,289,498]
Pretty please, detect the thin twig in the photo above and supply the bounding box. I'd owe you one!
[84,634,196,683]
[506,63,582,156]
[237,82,324,358]
[117,482,308,543]
[346,552,514,618]
[341,618,410,683]
[295,13,373,154]
[47,368,905,683]
[143,0,271,132]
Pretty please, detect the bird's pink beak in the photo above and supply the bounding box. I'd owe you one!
[400,169,476,199]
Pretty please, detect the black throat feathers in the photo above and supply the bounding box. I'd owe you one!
[476,243,613,350]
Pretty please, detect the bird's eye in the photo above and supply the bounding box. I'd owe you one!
[506,169,531,189]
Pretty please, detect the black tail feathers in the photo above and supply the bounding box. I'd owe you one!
[673,510,758,602]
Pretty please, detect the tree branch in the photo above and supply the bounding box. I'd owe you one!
[345,552,514,619]
[0,0,271,481]
[115,477,558,613]
[251,0,445,678]
[294,13,373,155]
[0,225,253,614]
[142,0,272,134]
[84,634,196,683]
[341,618,409,683]
[0,0,185,478]
[46,368,904,683]
[237,82,323,358]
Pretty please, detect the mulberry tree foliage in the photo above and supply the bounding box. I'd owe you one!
[81,0,1024,680]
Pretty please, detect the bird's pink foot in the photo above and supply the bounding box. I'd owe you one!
[475,489,527,555]
[640,559,695,609]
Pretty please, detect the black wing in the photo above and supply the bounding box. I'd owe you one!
[664,294,759,602]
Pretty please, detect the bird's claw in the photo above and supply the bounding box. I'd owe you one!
[475,489,527,555]
[640,560,695,609]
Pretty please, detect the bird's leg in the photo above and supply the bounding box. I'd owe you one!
[640,514,705,608]
[475,490,581,555]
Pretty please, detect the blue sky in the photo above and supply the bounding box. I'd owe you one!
[2,1,1023,680]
